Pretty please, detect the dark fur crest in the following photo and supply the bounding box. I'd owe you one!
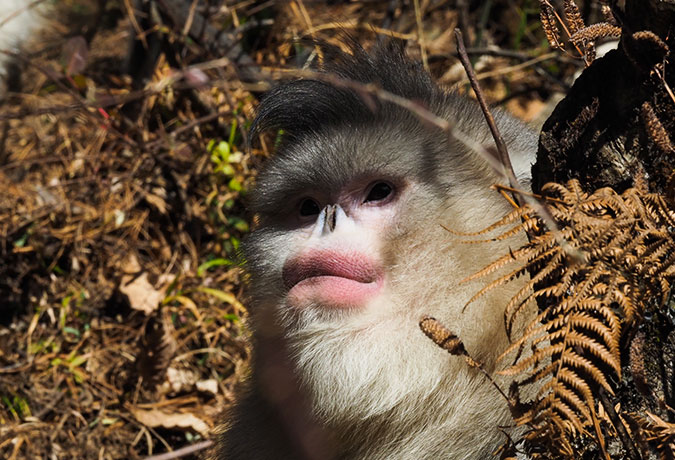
[250,40,444,146]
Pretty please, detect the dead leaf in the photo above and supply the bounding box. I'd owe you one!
[63,36,89,76]
[120,255,165,314]
[196,379,219,395]
[166,366,198,393]
[129,407,209,436]
[120,272,164,314]
[145,189,168,214]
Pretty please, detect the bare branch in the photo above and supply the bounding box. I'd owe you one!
[454,29,522,206]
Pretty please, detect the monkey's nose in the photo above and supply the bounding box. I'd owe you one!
[312,204,348,236]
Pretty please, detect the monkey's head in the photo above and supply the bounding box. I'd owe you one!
[241,41,535,456]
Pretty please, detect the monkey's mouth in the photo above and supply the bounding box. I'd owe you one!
[282,250,384,308]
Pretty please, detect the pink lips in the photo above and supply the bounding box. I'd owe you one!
[282,250,384,308]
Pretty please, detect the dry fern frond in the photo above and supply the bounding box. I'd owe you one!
[642,102,675,154]
[563,0,585,36]
[443,205,534,238]
[570,23,622,46]
[466,180,675,458]
[540,1,564,51]
[626,412,675,460]
[539,0,624,65]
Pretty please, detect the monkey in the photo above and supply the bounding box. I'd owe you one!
[209,40,538,460]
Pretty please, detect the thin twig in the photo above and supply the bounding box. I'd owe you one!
[304,22,414,40]
[123,0,148,50]
[440,46,579,64]
[456,0,471,37]
[181,0,199,36]
[142,440,213,460]
[452,30,581,259]
[454,29,521,205]
[413,0,429,71]
[145,111,229,149]
[456,52,559,85]
[598,388,643,460]
[655,67,675,106]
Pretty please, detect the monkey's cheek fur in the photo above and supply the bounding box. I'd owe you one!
[286,276,384,309]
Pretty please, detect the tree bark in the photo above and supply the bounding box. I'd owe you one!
[532,0,674,197]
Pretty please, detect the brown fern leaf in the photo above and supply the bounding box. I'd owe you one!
[460,232,562,284]
[642,102,675,154]
[463,264,531,311]
[562,0,585,36]
[626,412,675,460]
[464,179,675,458]
[517,406,577,458]
[570,23,622,46]
[504,251,564,335]
[643,195,675,227]
[459,218,541,244]
[542,180,588,204]
[539,1,564,51]
[443,205,533,237]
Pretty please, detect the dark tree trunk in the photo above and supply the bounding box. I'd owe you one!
[532,0,674,197]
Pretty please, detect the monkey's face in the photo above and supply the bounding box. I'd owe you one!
[246,121,449,318]
[243,119,517,428]
[228,43,537,457]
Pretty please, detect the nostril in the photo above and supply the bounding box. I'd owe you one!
[325,205,337,232]
[311,204,348,236]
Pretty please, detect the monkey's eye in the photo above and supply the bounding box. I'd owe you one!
[299,198,321,217]
[364,181,394,203]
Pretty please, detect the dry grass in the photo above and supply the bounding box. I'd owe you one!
[0,1,581,458]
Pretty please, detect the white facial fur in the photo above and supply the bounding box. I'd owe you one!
[248,170,528,459]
